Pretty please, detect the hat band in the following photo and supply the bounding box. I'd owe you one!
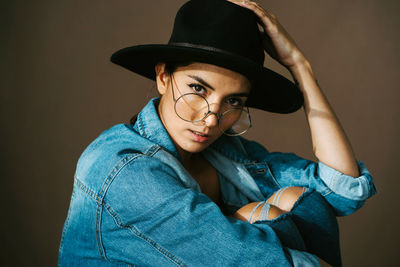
[169,42,259,64]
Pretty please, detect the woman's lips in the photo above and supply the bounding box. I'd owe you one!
[189,130,210,143]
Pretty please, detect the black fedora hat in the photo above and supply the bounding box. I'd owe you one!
[111,0,303,113]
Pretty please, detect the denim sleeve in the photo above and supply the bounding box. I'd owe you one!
[101,154,314,266]
[239,138,377,216]
[266,152,376,216]
[317,160,376,200]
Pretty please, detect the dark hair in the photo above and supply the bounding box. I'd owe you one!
[130,61,192,125]
[164,61,192,75]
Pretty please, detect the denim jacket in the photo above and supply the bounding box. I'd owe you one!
[59,97,376,266]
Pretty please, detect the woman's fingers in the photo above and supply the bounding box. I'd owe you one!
[230,0,286,41]
[228,1,274,29]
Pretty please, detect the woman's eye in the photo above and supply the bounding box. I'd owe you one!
[226,98,244,107]
[189,84,206,94]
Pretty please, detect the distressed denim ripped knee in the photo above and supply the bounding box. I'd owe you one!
[252,189,342,267]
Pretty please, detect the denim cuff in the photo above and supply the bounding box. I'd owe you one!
[318,161,377,200]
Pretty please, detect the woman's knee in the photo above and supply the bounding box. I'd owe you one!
[267,186,308,212]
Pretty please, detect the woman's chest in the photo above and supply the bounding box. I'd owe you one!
[186,157,223,208]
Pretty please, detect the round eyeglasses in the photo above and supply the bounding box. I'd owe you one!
[170,74,252,136]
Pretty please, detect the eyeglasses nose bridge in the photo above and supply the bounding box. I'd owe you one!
[203,110,222,121]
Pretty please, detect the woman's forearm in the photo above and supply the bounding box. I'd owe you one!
[289,59,359,177]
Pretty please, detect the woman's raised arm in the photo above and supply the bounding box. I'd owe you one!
[229,0,359,177]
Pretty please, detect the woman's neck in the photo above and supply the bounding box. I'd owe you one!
[178,148,201,170]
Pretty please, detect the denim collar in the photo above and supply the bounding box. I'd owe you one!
[133,97,253,164]
[133,97,182,162]
[209,135,253,164]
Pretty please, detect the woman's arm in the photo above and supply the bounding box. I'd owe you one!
[229,0,359,177]
[101,155,318,266]
[289,61,359,177]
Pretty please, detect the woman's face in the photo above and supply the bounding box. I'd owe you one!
[155,62,251,159]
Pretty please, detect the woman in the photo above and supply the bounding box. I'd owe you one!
[58,0,376,266]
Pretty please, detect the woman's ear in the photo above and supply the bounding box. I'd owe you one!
[155,62,169,95]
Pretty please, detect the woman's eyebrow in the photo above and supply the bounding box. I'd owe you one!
[187,74,250,97]
[187,75,215,90]
[229,92,250,97]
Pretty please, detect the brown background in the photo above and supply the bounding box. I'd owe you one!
[2,0,399,266]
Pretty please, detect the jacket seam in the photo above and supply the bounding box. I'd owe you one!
[265,163,281,187]
[103,200,188,266]
[98,154,143,202]
[96,199,106,259]
[97,145,160,203]
[321,188,333,197]
[75,177,102,204]
[72,178,108,259]
[145,145,161,157]
[96,147,180,264]
[137,113,148,138]
[95,153,146,260]
[74,154,147,261]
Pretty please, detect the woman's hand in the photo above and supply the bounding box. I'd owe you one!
[227,0,307,70]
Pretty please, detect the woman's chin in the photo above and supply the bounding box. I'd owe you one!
[182,142,210,154]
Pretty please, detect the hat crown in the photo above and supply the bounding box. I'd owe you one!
[168,0,265,64]
[110,0,304,114]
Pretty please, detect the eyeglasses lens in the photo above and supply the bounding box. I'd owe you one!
[175,94,209,121]
[175,93,251,136]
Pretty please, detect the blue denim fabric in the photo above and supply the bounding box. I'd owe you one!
[254,189,342,266]
[290,190,341,266]
[59,97,376,266]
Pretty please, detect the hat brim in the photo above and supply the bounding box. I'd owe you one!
[111,44,303,113]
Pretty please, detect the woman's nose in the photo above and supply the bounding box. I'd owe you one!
[203,111,218,128]
[203,103,221,128]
